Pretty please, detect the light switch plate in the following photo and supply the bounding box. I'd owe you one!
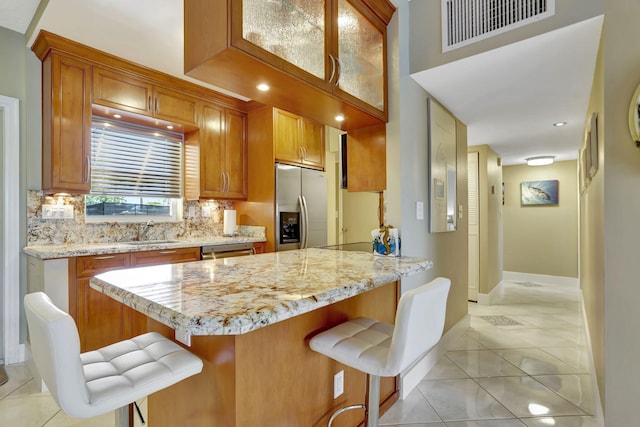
[416,201,424,220]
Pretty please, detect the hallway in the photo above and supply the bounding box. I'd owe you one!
[0,281,600,426]
[380,280,600,427]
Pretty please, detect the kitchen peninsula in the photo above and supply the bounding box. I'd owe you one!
[90,248,433,426]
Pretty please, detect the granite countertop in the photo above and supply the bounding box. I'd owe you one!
[90,248,433,336]
[23,235,266,259]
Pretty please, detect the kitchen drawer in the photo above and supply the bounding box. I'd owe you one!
[130,247,200,267]
[76,253,130,277]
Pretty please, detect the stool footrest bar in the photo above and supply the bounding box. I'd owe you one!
[327,404,366,427]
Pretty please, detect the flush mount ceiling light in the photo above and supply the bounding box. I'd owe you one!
[256,83,270,92]
[335,114,345,122]
[553,121,567,127]
[526,156,555,166]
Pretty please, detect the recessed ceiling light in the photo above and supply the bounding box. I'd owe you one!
[166,125,174,130]
[526,156,555,166]
[553,121,567,127]
[257,83,270,91]
[113,114,122,119]
[335,115,345,122]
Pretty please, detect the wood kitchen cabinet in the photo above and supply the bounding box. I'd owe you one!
[34,31,249,195]
[73,253,131,352]
[40,52,92,194]
[274,108,325,169]
[184,0,395,130]
[186,103,248,199]
[347,123,387,191]
[71,247,199,352]
[130,247,200,267]
[93,67,198,127]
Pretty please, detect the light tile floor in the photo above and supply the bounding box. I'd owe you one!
[1,281,601,426]
[379,281,602,427]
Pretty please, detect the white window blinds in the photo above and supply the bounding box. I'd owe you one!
[90,118,183,198]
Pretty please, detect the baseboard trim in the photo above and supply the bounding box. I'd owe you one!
[400,314,470,399]
[579,293,606,427]
[503,271,579,288]
[477,281,505,306]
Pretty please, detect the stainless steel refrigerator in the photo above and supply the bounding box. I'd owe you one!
[275,163,327,251]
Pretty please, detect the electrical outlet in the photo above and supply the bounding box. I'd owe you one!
[334,370,344,399]
[42,204,74,219]
[201,206,211,217]
[188,206,196,218]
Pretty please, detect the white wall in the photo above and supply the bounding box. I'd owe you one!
[388,0,469,332]
[602,0,640,423]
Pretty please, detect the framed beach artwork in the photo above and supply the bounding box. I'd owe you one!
[521,180,559,206]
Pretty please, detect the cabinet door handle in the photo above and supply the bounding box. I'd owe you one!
[335,57,342,85]
[328,54,336,84]
[159,250,177,254]
[84,155,90,183]
[226,172,231,193]
[155,97,159,114]
[220,171,226,193]
[148,96,152,111]
[93,255,116,260]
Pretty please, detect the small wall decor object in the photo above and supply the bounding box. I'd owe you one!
[629,81,640,148]
[521,180,559,206]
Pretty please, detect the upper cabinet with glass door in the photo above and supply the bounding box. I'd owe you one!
[242,0,327,84]
[184,0,395,130]
[334,0,385,113]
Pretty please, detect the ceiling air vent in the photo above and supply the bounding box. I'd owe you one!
[442,0,555,52]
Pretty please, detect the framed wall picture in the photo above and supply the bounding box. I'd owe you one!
[521,180,559,205]
[427,98,457,232]
[589,112,599,178]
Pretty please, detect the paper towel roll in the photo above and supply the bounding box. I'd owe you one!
[223,210,236,236]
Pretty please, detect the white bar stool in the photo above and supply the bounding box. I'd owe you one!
[24,292,203,427]
[310,277,451,427]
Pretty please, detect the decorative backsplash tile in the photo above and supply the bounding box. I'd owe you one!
[27,190,240,245]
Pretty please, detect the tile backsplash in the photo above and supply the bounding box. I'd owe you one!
[27,190,238,245]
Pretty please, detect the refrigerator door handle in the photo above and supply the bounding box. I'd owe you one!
[300,195,309,249]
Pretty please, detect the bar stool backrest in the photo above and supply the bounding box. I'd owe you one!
[24,292,91,414]
[386,277,451,374]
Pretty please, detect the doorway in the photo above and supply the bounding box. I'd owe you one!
[1,95,22,366]
[468,152,480,302]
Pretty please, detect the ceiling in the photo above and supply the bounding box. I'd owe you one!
[412,15,603,165]
[1,0,603,166]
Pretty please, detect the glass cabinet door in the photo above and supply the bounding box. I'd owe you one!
[242,0,326,80]
[336,0,385,111]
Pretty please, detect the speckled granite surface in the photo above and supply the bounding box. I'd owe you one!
[90,248,433,336]
[24,230,266,259]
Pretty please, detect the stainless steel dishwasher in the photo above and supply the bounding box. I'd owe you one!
[200,242,255,260]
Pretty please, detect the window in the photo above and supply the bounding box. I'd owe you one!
[86,118,183,222]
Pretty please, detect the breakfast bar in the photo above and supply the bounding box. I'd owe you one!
[90,248,433,426]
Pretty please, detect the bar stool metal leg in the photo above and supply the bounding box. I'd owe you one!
[364,374,381,427]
